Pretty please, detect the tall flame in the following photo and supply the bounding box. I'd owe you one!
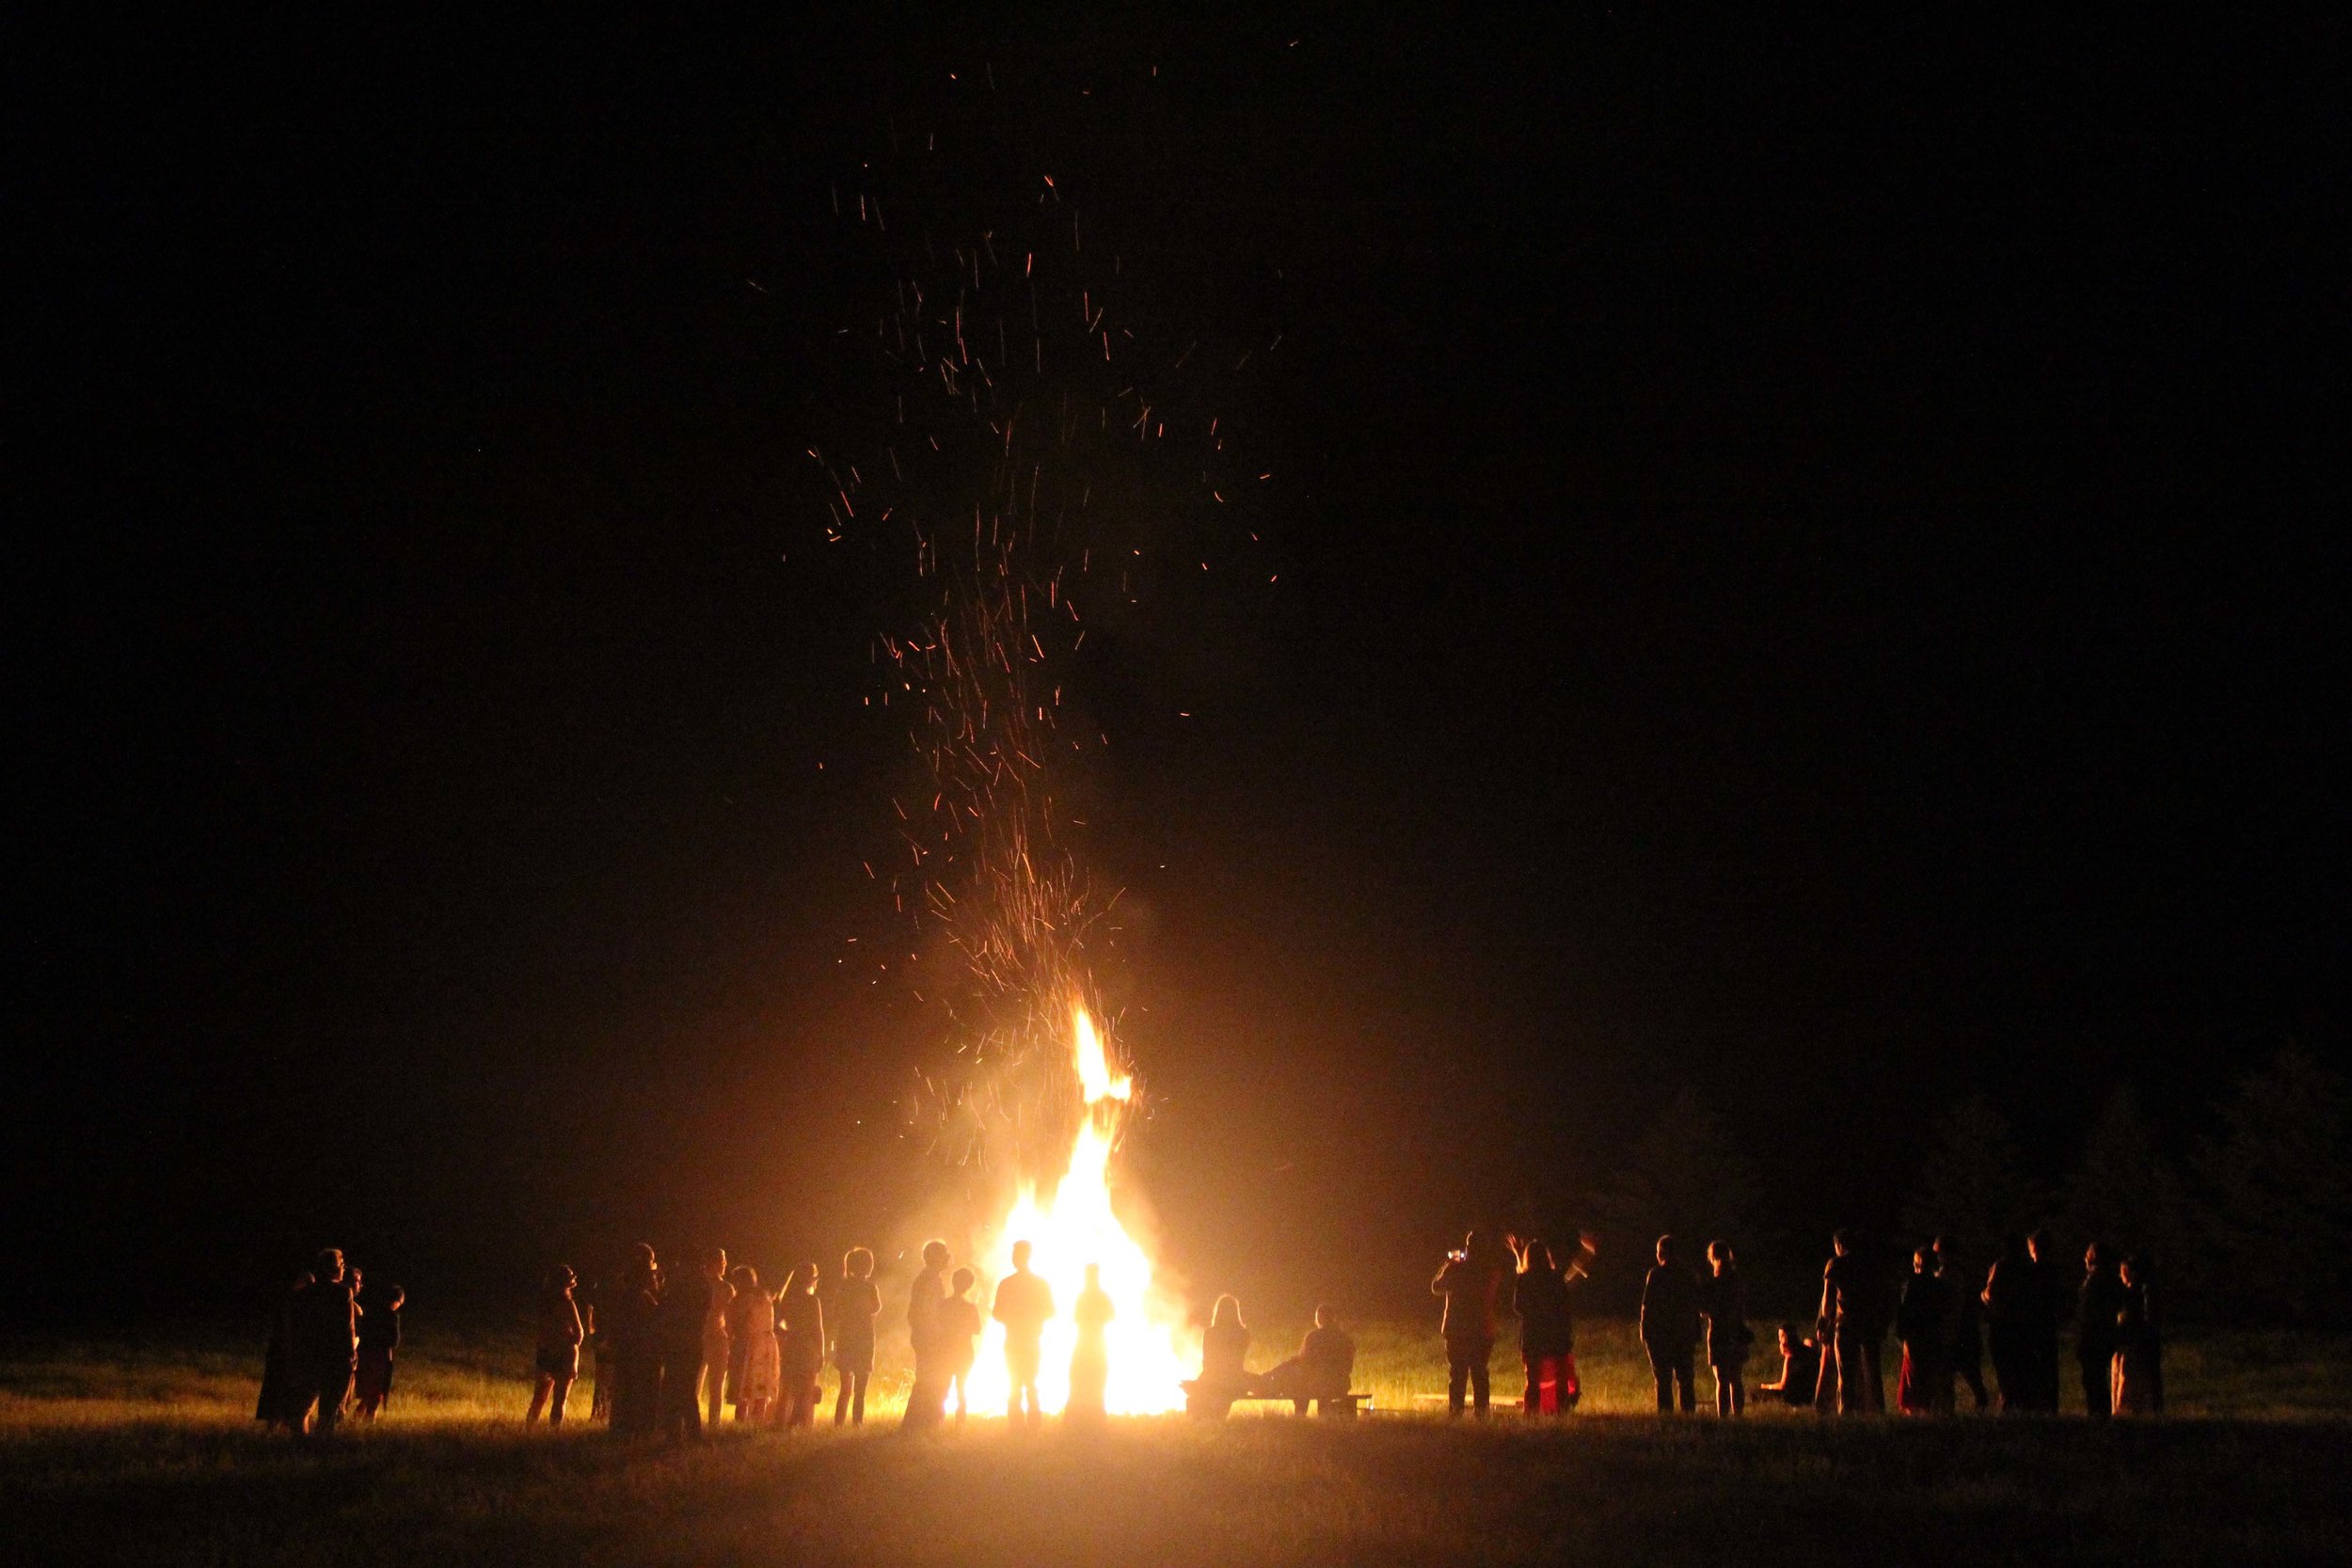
[961,1002,1192,1416]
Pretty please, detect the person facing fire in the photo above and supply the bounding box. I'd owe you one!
[1067,1262,1114,1422]
[1817,1229,1875,1415]
[832,1247,881,1427]
[940,1267,982,1424]
[1187,1293,1255,1418]
[901,1240,953,1431]
[992,1239,1056,1429]
[1704,1240,1754,1417]
[292,1247,358,1435]
[1933,1235,1990,1410]
[2076,1242,2123,1418]
[1432,1230,1508,1418]
[1641,1234,1702,1414]
[777,1262,825,1430]
[353,1278,403,1419]
[527,1264,584,1424]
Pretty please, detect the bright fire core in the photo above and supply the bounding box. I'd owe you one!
[961,1005,1194,1416]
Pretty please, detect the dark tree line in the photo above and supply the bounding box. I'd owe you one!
[1579,1050,2352,1328]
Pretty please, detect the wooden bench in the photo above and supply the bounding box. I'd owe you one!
[1182,1382,1370,1418]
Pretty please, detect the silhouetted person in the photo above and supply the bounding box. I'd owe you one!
[1187,1293,1254,1418]
[1641,1234,1702,1414]
[1897,1247,1955,1415]
[1705,1240,1753,1417]
[940,1266,982,1425]
[2076,1242,2123,1418]
[777,1262,825,1430]
[901,1239,953,1432]
[2110,1254,2161,1415]
[1067,1262,1114,1423]
[529,1264,584,1424]
[353,1280,403,1419]
[2020,1230,2063,1412]
[728,1265,779,1423]
[1933,1236,1989,1410]
[607,1245,663,1436]
[1759,1323,1820,1406]
[1981,1233,2033,1413]
[292,1248,358,1435]
[831,1247,881,1427]
[992,1239,1055,1429]
[696,1247,735,1430]
[1817,1230,1879,1416]
[1851,1230,1898,1413]
[257,1267,312,1431]
[1261,1304,1357,1414]
[1512,1238,1570,1415]
[1432,1230,1507,1418]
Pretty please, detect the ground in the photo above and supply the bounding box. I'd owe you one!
[5,1323,2349,1566]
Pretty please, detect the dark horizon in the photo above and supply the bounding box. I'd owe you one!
[12,12,2346,1324]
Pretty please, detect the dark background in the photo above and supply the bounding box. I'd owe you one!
[10,10,2345,1323]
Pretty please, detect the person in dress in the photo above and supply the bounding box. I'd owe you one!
[938,1267,983,1425]
[2110,1254,2163,1416]
[776,1262,826,1430]
[1432,1230,1508,1418]
[1066,1263,1115,1424]
[727,1266,780,1424]
[991,1240,1055,1429]
[528,1265,585,1424]
[1704,1240,1754,1417]
[1186,1293,1254,1418]
[831,1247,881,1427]
[1897,1246,1955,1415]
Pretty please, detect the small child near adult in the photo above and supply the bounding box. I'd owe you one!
[354,1281,405,1419]
[832,1247,882,1426]
[939,1267,983,1424]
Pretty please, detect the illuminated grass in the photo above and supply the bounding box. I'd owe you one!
[4,1324,2349,1566]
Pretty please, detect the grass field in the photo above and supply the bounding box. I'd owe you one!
[5,1321,2350,1566]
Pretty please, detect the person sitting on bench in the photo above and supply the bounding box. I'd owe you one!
[1184,1294,1255,1417]
[1258,1304,1357,1413]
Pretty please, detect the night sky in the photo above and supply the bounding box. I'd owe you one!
[13,12,2345,1320]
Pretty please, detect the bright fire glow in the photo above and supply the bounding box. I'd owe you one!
[961,1002,1193,1416]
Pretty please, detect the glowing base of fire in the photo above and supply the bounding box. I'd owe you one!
[959,1007,1195,1417]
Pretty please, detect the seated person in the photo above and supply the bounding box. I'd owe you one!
[1183,1294,1254,1417]
[1259,1305,1357,1411]
[1756,1323,1820,1406]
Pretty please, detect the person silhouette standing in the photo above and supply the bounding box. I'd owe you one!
[293,1248,358,1435]
[901,1240,952,1432]
[1704,1240,1753,1417]
[2110,1254,2162,1416]
[1897,1246,1955,1415]
[1818,1230,1878,1416]
[2076,1242,2122,1418]
[776,1263,826,1430]
[831,1247,881,1427]
[528,1264,585,1424]
[1432,1231,1506,1418]
[1641,1235,1702,1414]
[1067,1263,1114,1423]
[2021,1230,2063,1412]
[992,1240,1056,1429]
[1512,1238,1570,1416]
[1932,1236,1989,1411]
[608,1245,662,1436]
[939,1267,982,1425]
[1981,1234,2032,1413]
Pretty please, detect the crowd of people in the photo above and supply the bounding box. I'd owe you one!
[256,1223,2163,1435]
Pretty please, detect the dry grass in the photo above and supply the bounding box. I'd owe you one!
[4,1323,2349,1567]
